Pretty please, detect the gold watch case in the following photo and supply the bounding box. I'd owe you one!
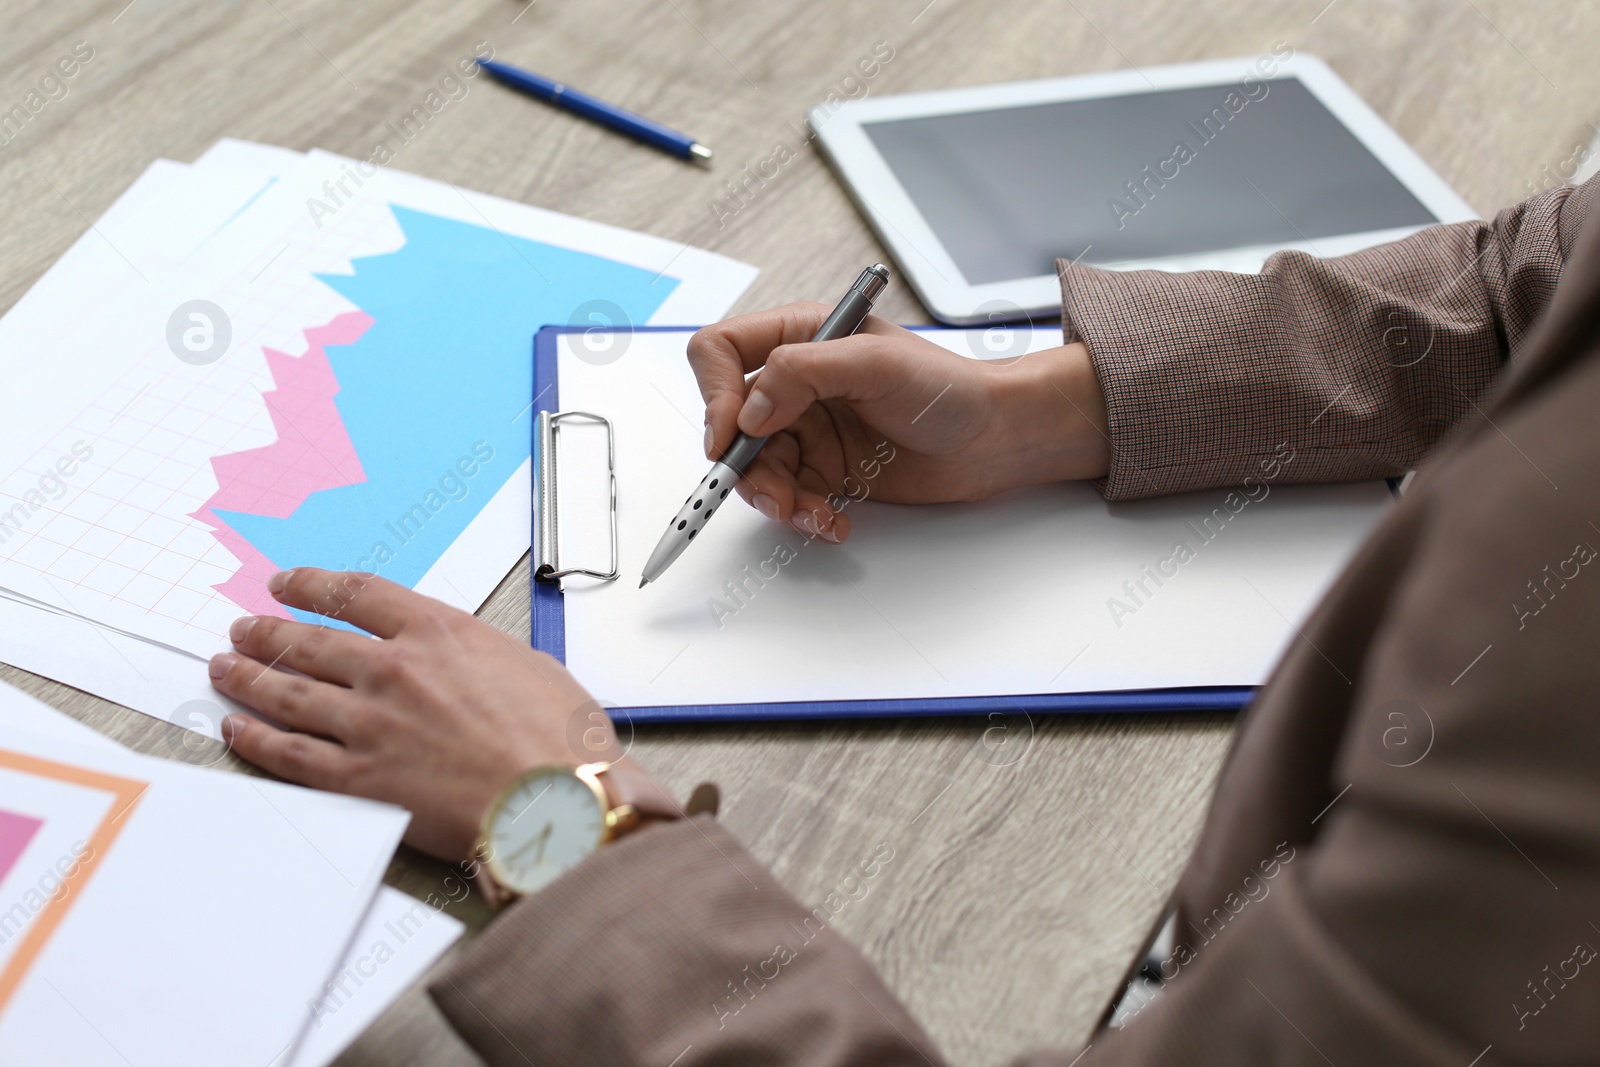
[473,762,640,898]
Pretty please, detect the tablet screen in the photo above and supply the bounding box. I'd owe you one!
[861,77,1439,285]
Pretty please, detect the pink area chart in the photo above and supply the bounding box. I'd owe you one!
[0,809,43,885]
[189,312,372,617]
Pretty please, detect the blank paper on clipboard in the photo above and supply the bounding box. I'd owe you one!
[545,327,1391,717]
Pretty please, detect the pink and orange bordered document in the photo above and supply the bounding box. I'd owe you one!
[0,678,414,1066]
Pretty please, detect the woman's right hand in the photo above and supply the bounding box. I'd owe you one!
[686,302,1110,543]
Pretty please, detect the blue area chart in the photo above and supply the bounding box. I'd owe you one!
[214,206,676,622]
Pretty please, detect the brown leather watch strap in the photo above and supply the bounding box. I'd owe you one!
[596,762,683,821]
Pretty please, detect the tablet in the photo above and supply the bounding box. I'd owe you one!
[809,54,1477,325]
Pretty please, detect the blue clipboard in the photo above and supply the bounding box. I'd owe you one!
[531,325,1255,724]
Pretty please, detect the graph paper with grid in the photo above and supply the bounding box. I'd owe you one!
[0,151,754,658]
[0,188,400,652]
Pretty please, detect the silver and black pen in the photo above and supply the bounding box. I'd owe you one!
[639,264,891,586]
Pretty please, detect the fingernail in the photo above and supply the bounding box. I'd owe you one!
[221,714,247,741]
[268,569,293,595]
[752,494,779,521]
[229,617,257,643]
[792,513,816,537]
[209,653,236,680]
[703,423,715,459]
[820,524,842,543]
[740,389,774,431]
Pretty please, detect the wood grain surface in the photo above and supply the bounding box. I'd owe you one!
[0,1,1595,1063]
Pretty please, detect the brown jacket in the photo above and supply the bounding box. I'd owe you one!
[430,175,1600,1065]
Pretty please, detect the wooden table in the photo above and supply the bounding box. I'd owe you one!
[2,1,1595,1062]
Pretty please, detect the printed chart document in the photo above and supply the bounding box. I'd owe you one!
[0,140,757,729]
[0,681,464,1067]
[0,142,756,656]
[0,680,410,1066]
[551,328,1394,711]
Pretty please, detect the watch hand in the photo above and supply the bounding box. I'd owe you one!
[506,821,554,865]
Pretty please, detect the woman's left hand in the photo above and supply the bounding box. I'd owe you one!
[210,567,650,861]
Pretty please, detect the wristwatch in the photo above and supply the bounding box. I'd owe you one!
[472,761,686,907]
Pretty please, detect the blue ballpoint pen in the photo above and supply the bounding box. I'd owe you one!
[477,58,712,164]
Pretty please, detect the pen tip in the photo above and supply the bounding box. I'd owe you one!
[638,578,648,588]
[689,143,713,165]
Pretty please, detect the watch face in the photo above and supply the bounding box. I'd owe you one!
[485,768,606,895]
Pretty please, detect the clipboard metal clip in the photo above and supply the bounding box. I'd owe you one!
[534,410,619,584]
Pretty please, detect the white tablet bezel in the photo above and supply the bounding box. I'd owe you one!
[809,55,1478,325]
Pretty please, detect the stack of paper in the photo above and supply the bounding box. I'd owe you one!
[0,140,756,732]
[0,677,460,1066]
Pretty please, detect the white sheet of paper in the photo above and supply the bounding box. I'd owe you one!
[0,682,409,1067]
[554,328,1393,710]
[289,886,464,1067]
[0,680,464,1067]
[0,587,234,733]
[0,684,126,750]
[192,136,307,175]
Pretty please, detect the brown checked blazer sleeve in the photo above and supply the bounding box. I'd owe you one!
[1060,178,1596,500]
[430,817,944,1067]
[432,176,1600,1067]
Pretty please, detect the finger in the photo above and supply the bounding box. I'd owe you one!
[737,444,849,543]
[209,650,355,739]
[268,568,428,639]
[688,303,829,460]
[736,327,913,438]
[229,614,376,687]
[688,304,900,460]
[790,486,851,544]
[734,438,801,523]
[222,714,350,793]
